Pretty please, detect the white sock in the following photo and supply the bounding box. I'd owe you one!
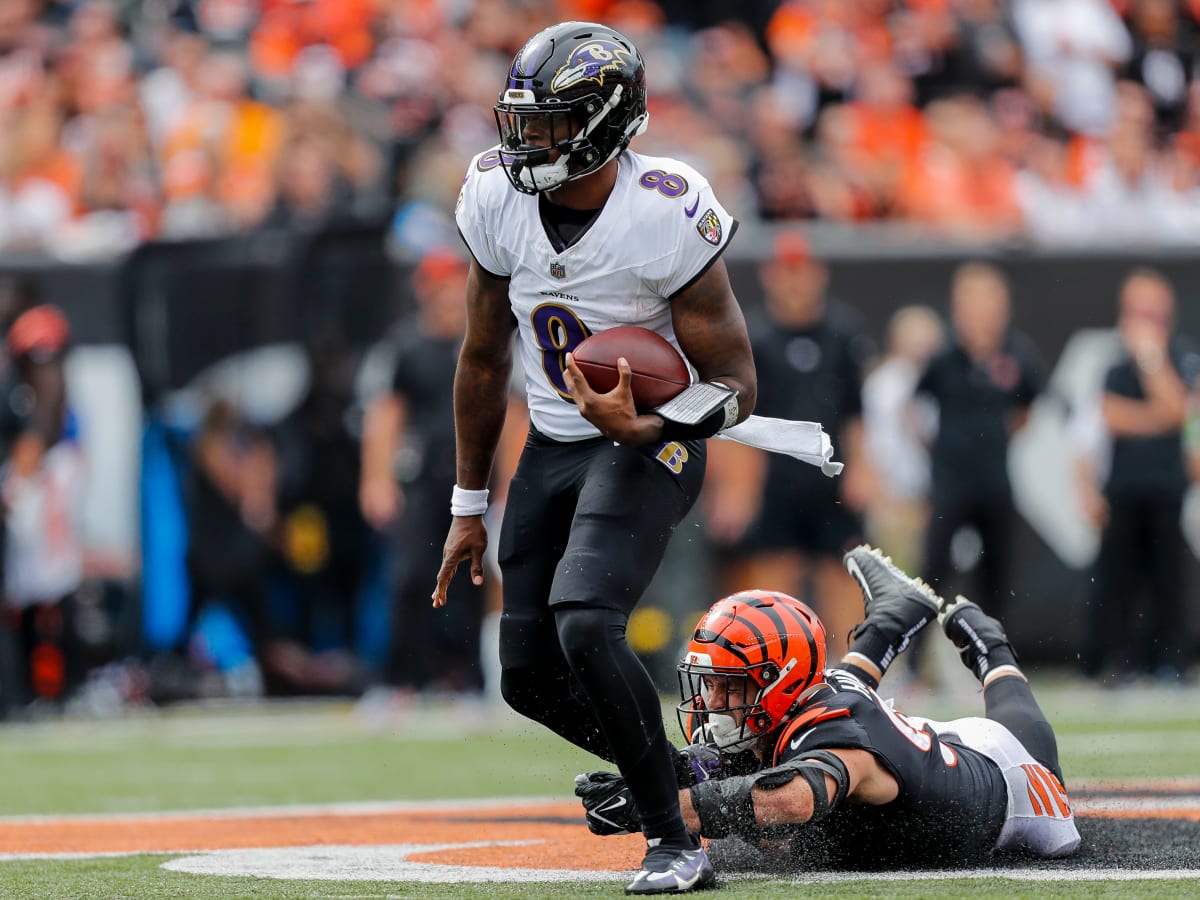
[481,610,503,704]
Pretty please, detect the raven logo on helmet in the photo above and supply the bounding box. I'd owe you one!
[551,40,632,93]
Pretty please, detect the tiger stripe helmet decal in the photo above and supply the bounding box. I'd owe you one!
[677,590,828,749]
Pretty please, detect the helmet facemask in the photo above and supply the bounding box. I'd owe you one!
[495,22,649,195]
[495,84,646,194]
[676,590,829,751]
[677,656,801,753]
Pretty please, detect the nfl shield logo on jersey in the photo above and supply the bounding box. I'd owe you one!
[696,210,722,246]
[550,261,566,279]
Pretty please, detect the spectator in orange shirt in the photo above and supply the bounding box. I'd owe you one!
[845,62,930,215]
[895,94,1021,237]
[162,51,286,229]
[0,87,81,251]
[249,0,374,87]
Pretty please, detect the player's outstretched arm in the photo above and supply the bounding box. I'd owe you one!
[432,261,515,608]
[669,258,757,426]
[680,748,894,840]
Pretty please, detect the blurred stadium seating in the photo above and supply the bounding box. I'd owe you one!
[0,0,1198,705]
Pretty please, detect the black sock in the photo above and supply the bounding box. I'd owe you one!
[984,675,1064,784]
[837,661,880,690]
[845,623,899,682]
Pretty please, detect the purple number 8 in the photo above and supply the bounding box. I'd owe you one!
[639,169,689,199]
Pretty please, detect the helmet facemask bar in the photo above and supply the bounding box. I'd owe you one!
[494,84,639,194]
[676,661,774,752]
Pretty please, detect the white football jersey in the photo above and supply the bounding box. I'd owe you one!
[455,148,738,441]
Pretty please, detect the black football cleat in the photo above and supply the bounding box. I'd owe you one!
[938,594,1019,682]
[843,545,941,673]
[625,841,715,895]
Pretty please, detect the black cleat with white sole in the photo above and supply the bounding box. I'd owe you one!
[938,593,1019,683]
[843,544,941,674]
[626,841,715,895]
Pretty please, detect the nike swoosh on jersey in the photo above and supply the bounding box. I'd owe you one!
[684,196,700,218]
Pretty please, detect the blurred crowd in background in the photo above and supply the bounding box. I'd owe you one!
[4,240,1199,721]
[0,0,1199,259]
[1,0,1200,718]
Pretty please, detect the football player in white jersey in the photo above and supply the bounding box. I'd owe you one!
[431,20,757,896]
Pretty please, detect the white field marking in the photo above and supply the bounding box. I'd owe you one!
[161,843,629,883]
[1074,796,1200,813]
[0,780,1194,825]
[772,869,1200,884]
[0,795,566,825]
[160,846,1200,885]
[0,851,145,862]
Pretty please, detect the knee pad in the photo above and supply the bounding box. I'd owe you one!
[498,609,558,670]
[499,666,541,717]
[555,605,624,666]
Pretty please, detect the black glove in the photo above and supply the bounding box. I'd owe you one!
[573,771,643,836]
[674,743,724,788]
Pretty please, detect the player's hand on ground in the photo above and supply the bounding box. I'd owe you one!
[431,516,487,607]
[563,353,663,446]
[574,771,643,835]
[674,743,724,787]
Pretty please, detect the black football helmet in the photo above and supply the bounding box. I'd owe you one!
[495,21,648,194]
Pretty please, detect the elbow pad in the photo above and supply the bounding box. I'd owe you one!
[758,750,850,824]
[690,748,851,840]
[689,775,756,840]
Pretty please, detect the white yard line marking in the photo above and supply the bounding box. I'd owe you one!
[161,843,629,883]
[0,795,566,825]
[777,869,1200,884]
[161,846,1200,885]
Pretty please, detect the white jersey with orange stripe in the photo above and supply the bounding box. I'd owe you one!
[922,715,1081,858]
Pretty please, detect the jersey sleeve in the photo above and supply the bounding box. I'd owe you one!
[774,693,874,762]
[642,164,739,299]
[455,150,513,278]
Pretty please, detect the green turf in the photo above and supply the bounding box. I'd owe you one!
[2,855,1200,900]
[0,704,598,813]
[0,679,1197,898]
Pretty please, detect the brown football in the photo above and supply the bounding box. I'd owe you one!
[572,326,691,410]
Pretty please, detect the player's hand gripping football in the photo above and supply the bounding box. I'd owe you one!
[563,353,664,447]
[431,515,487,608]
[574,771,643,835]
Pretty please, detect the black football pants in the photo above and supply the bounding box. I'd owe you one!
[496,429,705,841]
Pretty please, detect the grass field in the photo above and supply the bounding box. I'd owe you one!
[0,673,1198,899]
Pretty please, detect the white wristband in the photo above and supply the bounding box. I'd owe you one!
[451,485,489,517]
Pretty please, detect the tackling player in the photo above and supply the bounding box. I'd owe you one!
[432,20,757,895]
[576,545,1080,875]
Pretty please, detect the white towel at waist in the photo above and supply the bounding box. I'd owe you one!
[717,415,843,477]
